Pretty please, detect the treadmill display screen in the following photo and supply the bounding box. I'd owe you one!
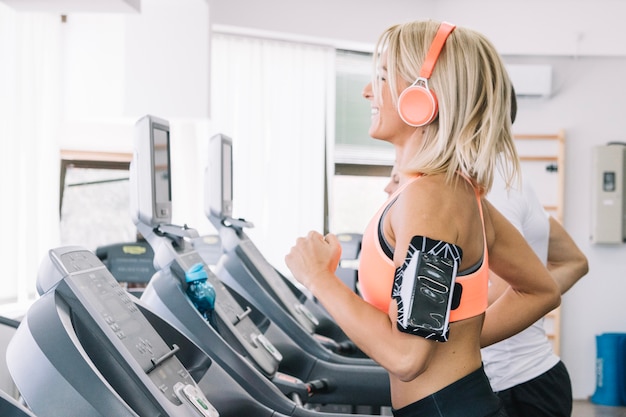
[222,141,232,209]
[153,126,171,208]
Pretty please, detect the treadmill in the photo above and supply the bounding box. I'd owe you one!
[197,133,369,359]
[130,115,390,413]
[95,239,157,297]
[0,316,35,417]
[0,390,36,417]
[6,245,282,417]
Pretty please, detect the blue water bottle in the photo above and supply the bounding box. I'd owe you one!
[185,263,216,325]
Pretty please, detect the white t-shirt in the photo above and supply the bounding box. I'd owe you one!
[481,173,560,392]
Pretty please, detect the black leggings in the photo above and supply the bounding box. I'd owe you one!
[393,366,508,417]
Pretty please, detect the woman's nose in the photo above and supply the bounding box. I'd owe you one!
[362,82,373,99]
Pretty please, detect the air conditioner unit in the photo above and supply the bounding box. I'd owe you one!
[506,64,553,98]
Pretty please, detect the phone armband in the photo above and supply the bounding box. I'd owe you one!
[392,235,462,342]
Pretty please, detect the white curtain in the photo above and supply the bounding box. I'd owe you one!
[0,6,61,311]
[209,33,334,276]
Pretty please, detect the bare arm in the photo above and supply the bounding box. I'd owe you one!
[285,177,477,382]
[487,216,588,306]
[546,216,589,294]
[480,199,561,347]
[284,231,433,381]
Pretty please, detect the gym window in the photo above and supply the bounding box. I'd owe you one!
[330,50,394,235]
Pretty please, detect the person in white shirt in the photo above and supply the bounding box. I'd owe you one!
[482,172,588,417]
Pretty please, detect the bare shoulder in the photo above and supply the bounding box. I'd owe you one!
[388,175,482,266]
[396,175,478,222]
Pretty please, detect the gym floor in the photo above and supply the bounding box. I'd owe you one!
[573,400,626,416]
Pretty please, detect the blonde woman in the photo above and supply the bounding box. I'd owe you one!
[285,20,560,417]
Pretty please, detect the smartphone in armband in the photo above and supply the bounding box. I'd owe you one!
[392,237,461,342]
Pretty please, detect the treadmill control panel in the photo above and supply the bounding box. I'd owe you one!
[55,248,219,415]
[237,239,319,330]
[176,251,282,361]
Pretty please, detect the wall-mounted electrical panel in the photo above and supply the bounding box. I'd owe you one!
[591,143,626,244]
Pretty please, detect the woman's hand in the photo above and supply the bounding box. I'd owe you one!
[285,231,342,292]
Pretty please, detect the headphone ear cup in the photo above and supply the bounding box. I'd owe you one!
[397,85,439,127]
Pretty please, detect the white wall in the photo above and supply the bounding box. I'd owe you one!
[207,0,626,400]
[209,0,626,56]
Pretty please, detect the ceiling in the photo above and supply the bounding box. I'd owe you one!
[0,0,140,13]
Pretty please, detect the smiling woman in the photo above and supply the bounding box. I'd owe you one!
[285,19,560,417]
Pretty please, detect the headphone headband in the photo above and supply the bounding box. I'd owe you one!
[419,22,456,79]
[397,21,457,127]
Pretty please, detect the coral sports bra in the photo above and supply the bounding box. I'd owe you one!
[358,176,489,323]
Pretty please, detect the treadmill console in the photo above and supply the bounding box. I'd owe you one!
[8,246,219,417]
[55,250,208,408]
[130,115,282,377]
[172,249,284,367]
[130,114,173,227]
[205,133,233,221]
[204,132,319,333]
[236,239,319,330]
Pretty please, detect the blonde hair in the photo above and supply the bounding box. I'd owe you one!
[372,20,519,194]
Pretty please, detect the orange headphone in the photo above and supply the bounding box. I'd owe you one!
[397,22,456,127]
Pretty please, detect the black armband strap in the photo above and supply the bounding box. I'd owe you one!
[391,235,462,342]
